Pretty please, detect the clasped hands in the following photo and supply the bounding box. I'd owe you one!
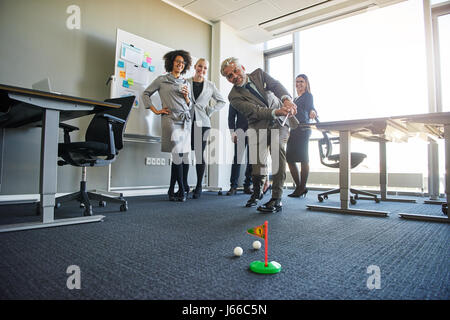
[274,99,297,117]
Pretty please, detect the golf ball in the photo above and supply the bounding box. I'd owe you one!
[253,241,261,250]
[234,246,243,256]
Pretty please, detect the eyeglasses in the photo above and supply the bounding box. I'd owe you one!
[225,67,239,80]
[174,59,185,65]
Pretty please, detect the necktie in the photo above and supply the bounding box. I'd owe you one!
[245,83,267,106]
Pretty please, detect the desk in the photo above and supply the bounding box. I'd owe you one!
[0,84,120,232]
[306,113,449,223]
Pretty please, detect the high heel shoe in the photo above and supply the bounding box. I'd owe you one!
[193,186,202,199]
[263,184,272,195]
[288,188,308,198]
[176,190,187,202]
[168,190,176,201]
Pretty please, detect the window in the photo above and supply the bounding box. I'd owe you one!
[298,0,428,122]
[265,53,294,98]
[437,13,450,111]
[264,35,292,50]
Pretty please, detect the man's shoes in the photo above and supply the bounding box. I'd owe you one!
[245,192,262,207]
[243,186,253,195]
[246,196,258,207]
[257,198,282,213]
[226,187,237,196]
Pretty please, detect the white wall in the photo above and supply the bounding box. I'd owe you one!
[209,21,264,190]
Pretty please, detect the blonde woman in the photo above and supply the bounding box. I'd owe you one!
[187,58,226,199]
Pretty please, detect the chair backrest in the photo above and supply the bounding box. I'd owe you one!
[318,130,367,169]
[85,96,135,151]
[318,131,339,168]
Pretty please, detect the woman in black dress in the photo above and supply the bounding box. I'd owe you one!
[286,74,317,197]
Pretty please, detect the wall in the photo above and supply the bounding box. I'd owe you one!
[0,0,211,195]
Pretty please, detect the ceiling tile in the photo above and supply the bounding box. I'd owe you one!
[165,0,194,7]
[220,0,283,30]
[184,0,231,20]
[268,0,325,14]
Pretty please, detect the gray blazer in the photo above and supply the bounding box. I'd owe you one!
[187,78,226,128]
[228,68,298,130]
[142,73,192,153]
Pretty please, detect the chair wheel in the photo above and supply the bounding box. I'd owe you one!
[324,195,328,200]
[99,201,106,207]
[218,191,223,196]
[84,206,93,216]
[442,204,448,216]
[350,197,357,205]
[354,194,359,200]
[120,203,128,212]
[375,198,380,203]
[318,195,323,202]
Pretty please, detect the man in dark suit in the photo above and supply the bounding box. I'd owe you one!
[227,104,252,196]
[220,57,298,213]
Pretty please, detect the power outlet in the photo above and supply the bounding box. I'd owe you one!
[146,157,168,166]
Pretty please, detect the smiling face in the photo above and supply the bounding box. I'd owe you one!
[295,76,307,95]
[222,62,246,87]
[194,59,208,79]
[172,55,185,75]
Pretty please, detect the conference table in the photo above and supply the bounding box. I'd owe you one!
[305,112,450,223]
[0,84,121,232]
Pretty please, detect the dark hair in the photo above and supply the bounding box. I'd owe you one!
[296,74,311,93]
[163,50,192,75]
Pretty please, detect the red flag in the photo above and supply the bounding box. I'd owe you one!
[247,223,266,239]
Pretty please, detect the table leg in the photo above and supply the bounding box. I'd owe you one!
[340,130,350,210]
[399,124,449,223]
[39,109,59,222]
[307,130,388,218]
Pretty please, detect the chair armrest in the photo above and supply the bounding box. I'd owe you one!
[59,122,79,132]
[98,113,125,124]
[59,123,79,144]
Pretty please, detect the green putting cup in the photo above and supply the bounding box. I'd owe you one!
[249,260,281,274]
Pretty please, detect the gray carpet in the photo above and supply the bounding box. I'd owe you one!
[0,190,448,300]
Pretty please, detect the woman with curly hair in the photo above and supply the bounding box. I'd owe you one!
[143,50,193,202]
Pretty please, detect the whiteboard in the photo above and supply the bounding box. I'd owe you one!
[111,29,195,138]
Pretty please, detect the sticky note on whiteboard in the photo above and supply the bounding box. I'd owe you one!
[149,66,155,72]
[122,80,129,88]
[142,61,148,68]
[119,71,126,78]
[146,57,152,64]
[117,60,124,68]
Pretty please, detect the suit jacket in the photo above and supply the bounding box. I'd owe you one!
[187,78,226,128]
[227,68,298,130]
[228,104,248,132]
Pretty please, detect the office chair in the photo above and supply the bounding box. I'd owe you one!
[317,131,379,205]
[55,96,135,216]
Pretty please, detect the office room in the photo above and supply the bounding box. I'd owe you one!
[0,0,448,309]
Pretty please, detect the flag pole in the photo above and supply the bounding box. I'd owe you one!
[264,220,268,267]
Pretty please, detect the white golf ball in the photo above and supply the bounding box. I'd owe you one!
[234,246,243,256]
[253,240,262,250]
